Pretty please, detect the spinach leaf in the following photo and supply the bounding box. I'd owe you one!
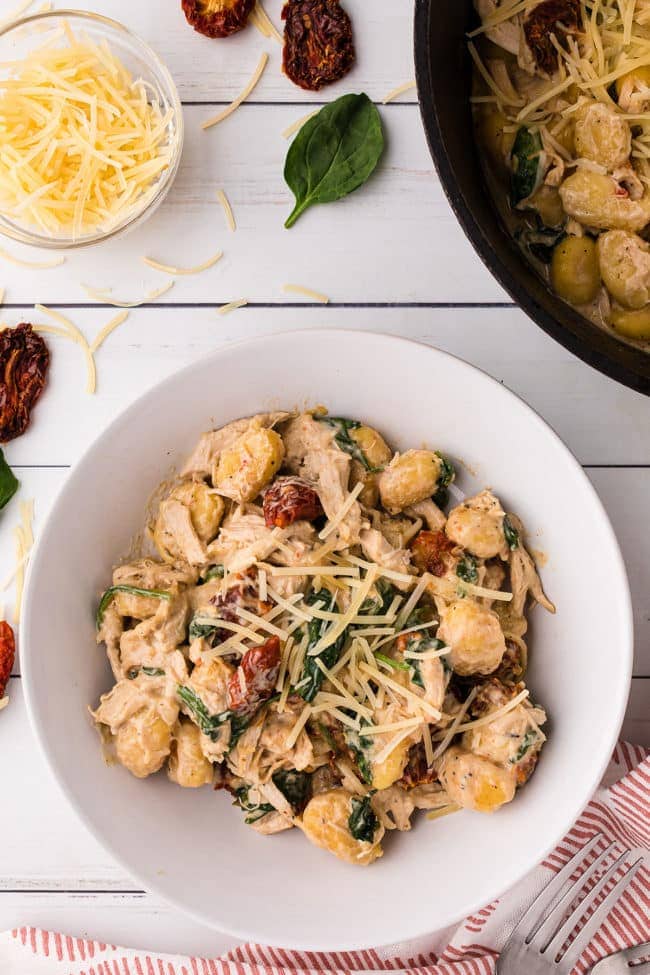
[510,126,545,205]
[188,615,220,641]
[512,729,538,764]
[345,725,373,785]
[127,666,165,679]
[233,786,275,825]
[406,636,447,689]
[516,224,566,264]
[374,651,411,672]
[315,415,382,472]
[503,515,520,550]
[296,589,346,702]
[433,452,455,508]
[176,685,231,741]
[0,449,19,512]
[318,721,337,751]
[96,585,171,628]
[200,564,225,584]
[456,555,478,584]
[272,769,311,812]
[284,93,384,229]
[360,578,396,616]
[348,795,379,843]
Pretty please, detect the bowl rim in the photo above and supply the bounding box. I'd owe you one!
[20,329,634,949]
[0,8,184,250]
[413,0,650,396]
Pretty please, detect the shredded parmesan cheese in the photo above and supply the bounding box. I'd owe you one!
[282,110,320,139]
[143,250,223,276]
[382,80,417,104]
[217,189,236,232]
[82,282,174,307]
[218,298,248,316]
[282,283,330,304]
[284,703,311,749]
[453,689,530,736]
[202,53,269,130]
[251,1,283,43]
[431,687,479,762]
[90,311,129,354]
[36,305,96,394]
[0,26,176,239]
[318,481,364,541]
[0,248,64,269]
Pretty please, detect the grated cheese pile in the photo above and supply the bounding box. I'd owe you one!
[0,22,175,239]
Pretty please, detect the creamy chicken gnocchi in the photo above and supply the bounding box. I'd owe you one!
[92,409,554,866]
[471,0,650,347]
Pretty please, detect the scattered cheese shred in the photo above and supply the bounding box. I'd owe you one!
[0,25,175,239]
[319,481,364,541]
[216,189,236,232]
[90,310,130,354]
[0,248,64,269]
[426,803,461,821]
[453,689,530,736]
[35,304,96,394]
[282,283,330,304]
[382,80,417,104]
[282,110,319,140]
[251,1,283,43]
[218,298,248,316]
[431,687,478,762]
[82,281,174,307]
[202,53,269,130]
[284,703,312,750]
[143,250,223,276]
[374,723,420,766]
[358,661,442,720]
[13,499,34,623]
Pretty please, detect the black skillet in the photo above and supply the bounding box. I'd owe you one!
[413,0,650,395]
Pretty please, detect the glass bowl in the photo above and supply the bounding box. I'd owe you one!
[0,10,184,249]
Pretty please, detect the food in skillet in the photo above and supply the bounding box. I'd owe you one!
[470,0,650,346]
[92,410,554,865]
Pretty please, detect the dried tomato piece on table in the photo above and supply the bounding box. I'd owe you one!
[263,476,324,528]
[181,0,255,37]
[0,323,49,443]
[227,635,281,717]
[282,0,355,91]
[0,621,16,701]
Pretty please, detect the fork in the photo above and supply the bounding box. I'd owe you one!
[590,942,650,973]
[496,833,644,974]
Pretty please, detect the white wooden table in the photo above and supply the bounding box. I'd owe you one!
[0,0,648,958]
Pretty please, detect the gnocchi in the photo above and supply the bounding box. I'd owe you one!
[301,790,384,865]
[445,490,507,559]
[378,450,445,514]
[168,720,214,788]
[213,425,285,503]
[598,230,650,309]
[439,600,506,676]
[438,746,517,813]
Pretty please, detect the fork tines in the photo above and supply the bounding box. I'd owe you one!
[498,834,645,973]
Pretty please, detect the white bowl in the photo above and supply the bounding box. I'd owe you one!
[21,330,633,950]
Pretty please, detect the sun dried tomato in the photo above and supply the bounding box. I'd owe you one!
[263,476,324,528]
[524,0,580,75]
[227,635,281,716]
[181,0,255,38]
[410,530,454,577]
[0,323,49,443]
[282,0,355,92]
[0,621,16,701]
[209,569,272,644]
[399,742,438,790]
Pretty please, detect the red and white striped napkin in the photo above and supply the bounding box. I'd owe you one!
[2,743,648,975]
